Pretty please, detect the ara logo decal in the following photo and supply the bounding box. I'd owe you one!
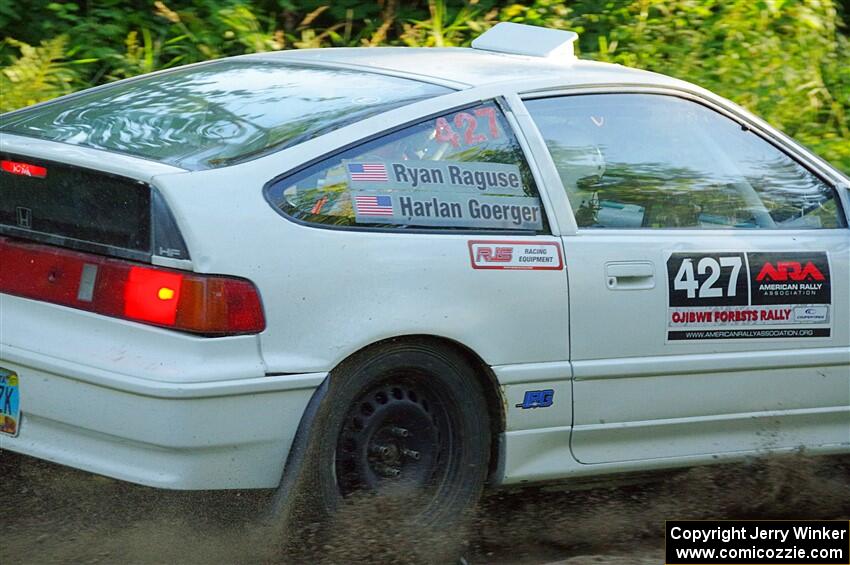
[749,252,831,306]
[756,261,825,282]
[516,389,554,409]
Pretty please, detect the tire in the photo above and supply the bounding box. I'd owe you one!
[275,340,491,558]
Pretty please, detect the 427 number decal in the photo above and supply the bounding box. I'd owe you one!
[668,252,748,306]
[434,106,502,148]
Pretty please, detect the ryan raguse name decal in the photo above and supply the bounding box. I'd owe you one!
[345,160,526,196]
[666,251,831,341]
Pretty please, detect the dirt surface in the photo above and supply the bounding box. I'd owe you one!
[2,451,848,564]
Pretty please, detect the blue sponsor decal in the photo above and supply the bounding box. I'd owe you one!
[516,389,554,409]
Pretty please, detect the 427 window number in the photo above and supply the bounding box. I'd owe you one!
[434,107,501,148]
[673,256,743,299]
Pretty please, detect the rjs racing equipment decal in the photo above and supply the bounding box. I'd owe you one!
[469,240,563,270]
[666,251,831,341]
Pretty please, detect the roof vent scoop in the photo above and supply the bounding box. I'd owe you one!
[471,22,579,62]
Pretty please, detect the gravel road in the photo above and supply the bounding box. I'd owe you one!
[2,451,848,564]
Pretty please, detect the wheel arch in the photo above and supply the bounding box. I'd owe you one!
[270,333,506,525]
[278,334,506,494]
[339,334,506,480]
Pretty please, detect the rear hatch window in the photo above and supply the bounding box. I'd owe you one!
[0,61,452,170]
[0,154,186,261]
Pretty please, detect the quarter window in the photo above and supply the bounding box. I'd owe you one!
[525,94,845,229]
[265,101,547,232]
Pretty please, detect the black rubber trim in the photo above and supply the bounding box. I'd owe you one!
[0,225,150,262]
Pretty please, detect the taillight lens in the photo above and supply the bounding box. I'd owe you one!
[124,266,184,326]
[0,237,265,335]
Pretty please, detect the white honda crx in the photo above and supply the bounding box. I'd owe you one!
[1,23,848,527]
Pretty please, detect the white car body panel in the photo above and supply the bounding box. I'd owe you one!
[0,294,324,488]
[561,230,849,463]
[1,45,848,490]
[156,172,571,370]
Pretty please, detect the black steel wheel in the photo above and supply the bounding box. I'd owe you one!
[276,340,491,534]
[335,373,454,498]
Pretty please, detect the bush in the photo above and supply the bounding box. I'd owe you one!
[1,0,847,173]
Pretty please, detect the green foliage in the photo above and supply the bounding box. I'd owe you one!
[0,1,847,173]
[558,0,850,174]
[0,36,92,111]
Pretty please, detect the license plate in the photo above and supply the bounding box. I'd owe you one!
[0,368,21,437]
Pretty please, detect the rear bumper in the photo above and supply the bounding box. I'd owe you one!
[0,295,324,489]
[0,345,324,489]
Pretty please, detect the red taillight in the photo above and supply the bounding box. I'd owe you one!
[1,159,47,178]
[124,266,184,326]
[0,237,265,335]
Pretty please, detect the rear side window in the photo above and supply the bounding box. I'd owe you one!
[266,101,547,232]
[525,94,845,230]
[0,61,451,170]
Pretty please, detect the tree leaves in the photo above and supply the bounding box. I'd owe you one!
[0,0,847,173]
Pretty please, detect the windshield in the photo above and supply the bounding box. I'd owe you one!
[0,60,452,170]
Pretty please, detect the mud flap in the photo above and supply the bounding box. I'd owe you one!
[265,376,330,538]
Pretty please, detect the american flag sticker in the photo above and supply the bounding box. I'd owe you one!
[347,162,388,182]
[354,194,394,216]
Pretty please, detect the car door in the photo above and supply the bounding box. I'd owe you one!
[522,92,850,464]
